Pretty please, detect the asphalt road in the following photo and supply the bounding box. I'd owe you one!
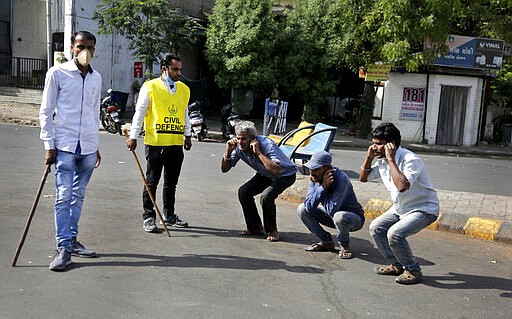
[1,124,511,319]
[326,148,512,197]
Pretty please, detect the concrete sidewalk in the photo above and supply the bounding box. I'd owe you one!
[1,101,511,244]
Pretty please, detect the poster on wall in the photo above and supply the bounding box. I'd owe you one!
[400,87,425,121]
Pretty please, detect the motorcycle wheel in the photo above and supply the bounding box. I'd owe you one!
[100,110,119,134]
[198,133,204,142]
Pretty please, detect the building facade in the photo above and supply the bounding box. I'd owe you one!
[372,71,487,146]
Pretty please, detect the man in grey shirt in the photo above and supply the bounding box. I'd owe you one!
[359,122,439,285]
[221,121,297,242]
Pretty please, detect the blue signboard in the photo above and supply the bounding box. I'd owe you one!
[433,35,504,70]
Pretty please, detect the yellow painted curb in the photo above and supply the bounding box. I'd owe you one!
[363,198,393,219]
[463,217,502,241]
[427,212,442,230]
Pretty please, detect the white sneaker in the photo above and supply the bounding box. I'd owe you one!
[143,217,158,233]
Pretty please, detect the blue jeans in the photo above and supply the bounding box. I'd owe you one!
[369,208,438,272]
[297,203,364,248]
[54,148,96,251]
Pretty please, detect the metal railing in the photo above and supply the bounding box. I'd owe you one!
[0,56,47,89]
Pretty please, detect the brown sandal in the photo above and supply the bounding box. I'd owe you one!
[374,264,404,276]
[240,226,264,236]
[339,247,353,259]
[304,242,335,251]
[266,230,280,242]
[395,270,423,284]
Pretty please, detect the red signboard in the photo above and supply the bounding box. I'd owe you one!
[134,62,143,78]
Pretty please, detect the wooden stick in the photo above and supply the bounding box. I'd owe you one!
[12,164,51,267]
[123,129,170,237]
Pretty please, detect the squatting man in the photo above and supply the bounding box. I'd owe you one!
[359,122,439,285]
[221,120,297,242]
[297,151,365,259]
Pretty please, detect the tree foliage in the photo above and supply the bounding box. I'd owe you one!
[205,0,277,91]
[93,0,204,76]
[204,0,512,122]
[277,0,347,121]
[349,0,459,71]
[450,0,512,109]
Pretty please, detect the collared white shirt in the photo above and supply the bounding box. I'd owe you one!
[39,60,102,155]
[368,147,439,216]
[129,78,191,139]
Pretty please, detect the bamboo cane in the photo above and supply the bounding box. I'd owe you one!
[12,164,52,267]
[123,129,170,237]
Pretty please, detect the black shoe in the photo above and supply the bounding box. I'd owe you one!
[71,239,96,258]
[160,215,188,228]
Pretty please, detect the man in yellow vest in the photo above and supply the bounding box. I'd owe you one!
[126,53,192,233]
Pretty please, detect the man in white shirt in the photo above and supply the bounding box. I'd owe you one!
[40,31,102,271]
[359,122,439,284]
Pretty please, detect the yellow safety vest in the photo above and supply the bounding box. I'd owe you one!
[143,78,190,146]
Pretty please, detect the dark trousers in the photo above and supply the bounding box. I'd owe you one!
[238,173,296,233]
[143,145,184,220]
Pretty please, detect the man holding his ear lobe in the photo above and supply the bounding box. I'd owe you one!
[359,122,439,285]
[221,121,297,242]
[297,151,364,260]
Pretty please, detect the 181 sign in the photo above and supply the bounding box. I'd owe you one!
[400,87,426,121]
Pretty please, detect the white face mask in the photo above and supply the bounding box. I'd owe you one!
[77,49,92,67]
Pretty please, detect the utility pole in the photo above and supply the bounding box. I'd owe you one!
[46,0,52,69]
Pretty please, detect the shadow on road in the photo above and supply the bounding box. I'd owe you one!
[423,272,512,296]
[70,253,325,274]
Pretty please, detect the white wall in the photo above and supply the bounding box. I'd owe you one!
[12,0,47,59]
[11,0,205,99]
[374,72,428,143]
[372,72,484,146]
[63,0,136,96]
[65,0,205,97]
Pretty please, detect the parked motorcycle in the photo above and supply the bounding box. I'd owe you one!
[221,103,241,141]
[188,101,208,141]
[100,89,123,135]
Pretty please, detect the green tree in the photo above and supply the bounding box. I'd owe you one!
[93,0,204,77]
[278,0,346,122]
[450,0,512,112]
[362,0,458,71]
[333,0,460,136]
[205,0,277,93]
[205,0,278,114]
[206,0,276,89]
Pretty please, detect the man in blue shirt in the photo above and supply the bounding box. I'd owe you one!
[360,122,439,285]
[297,151,364,259]
[221,121,297,242]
